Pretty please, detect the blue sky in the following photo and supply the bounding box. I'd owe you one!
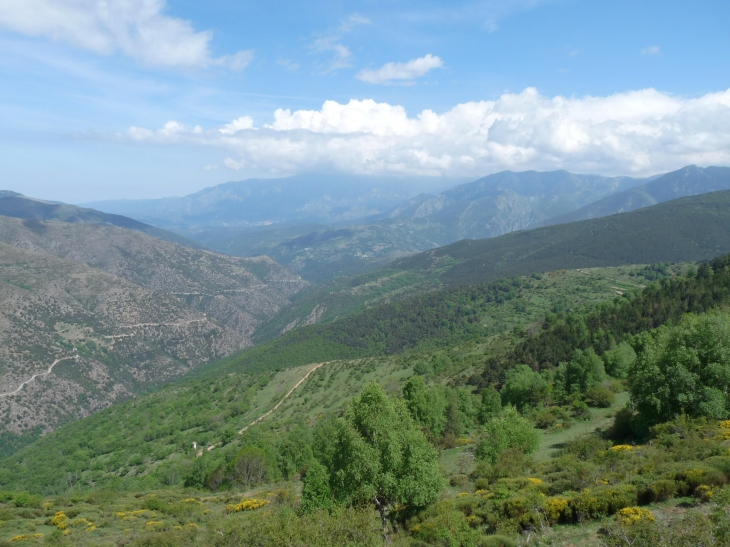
[1,0,729,202]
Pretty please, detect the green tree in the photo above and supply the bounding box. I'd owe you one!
[476,407,540,464]
[630,310,730,426]
[500,365,549,410]
[557,348,606,396]
[402,375,448,437]
[321,383,443,537]
[603,341,636,379]
[300,461,332,514]
[477,385,502,425]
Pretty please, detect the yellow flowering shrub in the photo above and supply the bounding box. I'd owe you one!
[51,511,70,530]
[115,510,153,520]
[719,420,730,429]
[225,498,270,512]
[182,498,199,504]
[609,444,640,452]
[616,506,655,526]
[542,496,570,524]
[696,485,714,502]
[10,534,43,542]
[527,478,543,485]
[457,492,471,498]
[146,521,164,527]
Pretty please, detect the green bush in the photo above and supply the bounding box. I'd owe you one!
[476,408,540,464]
[585,386,615,408]
[210,505,402,547]
[500,366,548,411]
[569,485,637,521]
[636,479,677,503]
[479,535,518,547]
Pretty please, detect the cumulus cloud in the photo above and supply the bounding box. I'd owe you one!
[120,87,730,177]
[356,54,444,84]
[642,45,661,55]
[0,0,252,69]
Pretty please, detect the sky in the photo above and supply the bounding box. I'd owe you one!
[0,0,729,202]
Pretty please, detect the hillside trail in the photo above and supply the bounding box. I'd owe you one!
[0,356,77,398]
[197,361,331,456]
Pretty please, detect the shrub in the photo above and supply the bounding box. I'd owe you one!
[476,408,540,464]
[449,474,471,488]
[636,479,677,503]
[585,386,615,408]
[500,366,548,411]
[570,485,637,521]
[616,506,655,526]
[542,496,571,524]
[562,435,611,461]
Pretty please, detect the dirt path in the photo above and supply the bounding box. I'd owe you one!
[238,361,328,434]
[0,356,77,398]
[195,361,332,456]
[118,318,207,328]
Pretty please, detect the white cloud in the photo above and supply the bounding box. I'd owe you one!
[356,54,444,84]
[203,164,218,171]
[642,46,661,55]
[219,116,254,135]
[0,0,252,69]
[310,14,369,72]
[120,87,730,178]
[224,158,245,170]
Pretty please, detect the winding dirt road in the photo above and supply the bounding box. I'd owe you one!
[0,356,76,398]
[237,361,328,435]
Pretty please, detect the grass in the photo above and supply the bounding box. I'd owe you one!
[535,391,630,463]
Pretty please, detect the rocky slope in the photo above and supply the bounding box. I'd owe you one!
[0,242,242,434]
[0,216,308,340]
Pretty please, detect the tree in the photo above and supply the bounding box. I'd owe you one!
[477,385,502,425]
[300,461,332,514]
[321,383,442,537]
[630,310,730,426]
[402,375,448,437]
[556,348,606,396]
[603,342,636,379]
[476,407,540,464]
[500,365,549,410]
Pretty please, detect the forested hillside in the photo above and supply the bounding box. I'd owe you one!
[204,265,656,379]
[395,189,730,286]
[255,189,730,339]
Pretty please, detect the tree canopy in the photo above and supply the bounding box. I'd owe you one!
[317,382,443,535]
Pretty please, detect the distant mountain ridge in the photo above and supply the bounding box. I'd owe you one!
[541,165,730,226]
[181,170,648,282]
[83,174,458,229]
[382,169,645,239]
[0,192,204,248]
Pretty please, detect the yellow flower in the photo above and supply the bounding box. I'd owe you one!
[609,444,635,451]
[617,507,655,526]
[527,478,543,485]
[457,492,471,498]
[226,498,270,512]
[146,521,164,527]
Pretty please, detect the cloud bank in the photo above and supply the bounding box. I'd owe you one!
[124,87,730,176]
[0,0,252,69]
[357,54,444,84]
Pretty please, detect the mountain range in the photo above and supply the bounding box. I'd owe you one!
[103,166,729,283]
